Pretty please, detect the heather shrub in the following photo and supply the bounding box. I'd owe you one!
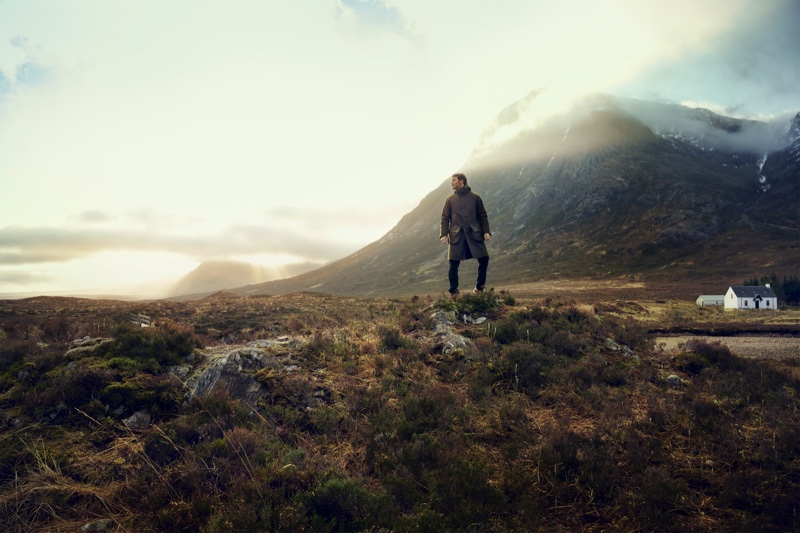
[624,465,687,529]
[599,315,652,352]
[0,339,34,374]
[33,360,118,418]
[435,288,501,315]
[429,453,504,528]
[492,316,525,344]
[308,475,392,532]
[99,374,184,418]
[84,325,198,380]
[493,341,555,395]
[396,386,458,440]
[0,340,47,392]
[378,326,412,351]
[684,338,741,371]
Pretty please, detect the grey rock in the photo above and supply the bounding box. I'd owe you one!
[168,364,193,379]
[248,339,282,348]
[184,348,275,405]
[248,337,304,349]
[82,519,114,532]
[430,310,473,356]
[442,333,472,355]
[431,310,457,334]
[124,410,151,429]
[666,374,684,387]
[461,314,487,325]
[606,338,635,356]
[65,337,113,357]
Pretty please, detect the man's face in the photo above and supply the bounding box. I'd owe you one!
[450,175,463,190]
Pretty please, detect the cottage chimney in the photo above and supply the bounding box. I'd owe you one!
[766,283,771,288]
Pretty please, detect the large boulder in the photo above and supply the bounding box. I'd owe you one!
[182,340,305,406]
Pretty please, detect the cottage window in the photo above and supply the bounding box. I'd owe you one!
[744,301,748,307]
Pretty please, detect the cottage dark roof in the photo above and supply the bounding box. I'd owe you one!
[729,286,777,298]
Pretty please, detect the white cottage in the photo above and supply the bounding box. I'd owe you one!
[724,285,778,310]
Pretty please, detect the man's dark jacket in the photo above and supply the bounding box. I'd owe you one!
[440,186,491,261]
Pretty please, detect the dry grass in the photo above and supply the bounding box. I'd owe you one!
[1,291,798,532]
[657,335,799,360]
[0,437,132,532]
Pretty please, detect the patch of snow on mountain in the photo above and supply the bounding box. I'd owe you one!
[756,153,771,192]
[547,127,570,168]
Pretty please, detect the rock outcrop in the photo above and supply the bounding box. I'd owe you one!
[181,338,306,406]
[430,310,475,356]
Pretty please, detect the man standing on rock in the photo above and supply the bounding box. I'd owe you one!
[440,173,491,296]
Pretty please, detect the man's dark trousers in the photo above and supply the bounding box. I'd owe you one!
[449,256,489,294]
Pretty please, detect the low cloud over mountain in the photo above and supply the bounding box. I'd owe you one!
[234,93,799,297]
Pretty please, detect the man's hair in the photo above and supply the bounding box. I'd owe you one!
[452,173,467,186]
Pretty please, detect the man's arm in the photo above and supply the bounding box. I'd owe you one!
[440,198,452,244]
[476,196,490,239]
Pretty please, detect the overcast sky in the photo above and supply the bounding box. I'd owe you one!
[1,0,798,296]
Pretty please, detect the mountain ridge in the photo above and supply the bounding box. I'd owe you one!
[232,94,798,298]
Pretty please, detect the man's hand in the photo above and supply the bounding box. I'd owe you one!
[484,233,491,242]
[440,236,448,244]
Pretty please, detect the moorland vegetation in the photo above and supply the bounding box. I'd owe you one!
[0,291,798,532]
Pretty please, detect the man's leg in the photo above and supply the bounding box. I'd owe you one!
[448,260,460,294]
[476,256,489,291]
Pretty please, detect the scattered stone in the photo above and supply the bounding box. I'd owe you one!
[666,374,684,387]
[461,314,487,325]
[124,410,151,429]
[248,337,304,349]
[313,388,332,403]
[248,339,282,348]
[605,338,635,356]
[168,364,193,379]
[430,310,456,333]
[430,310,474,356]
[65,337,113,357]
[82,519,114,532]
[442,335,471,355]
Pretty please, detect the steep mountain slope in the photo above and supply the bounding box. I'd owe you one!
[236,94,799,297]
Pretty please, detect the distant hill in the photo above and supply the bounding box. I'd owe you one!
[166,260,319,299]
[233,93,799,297]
